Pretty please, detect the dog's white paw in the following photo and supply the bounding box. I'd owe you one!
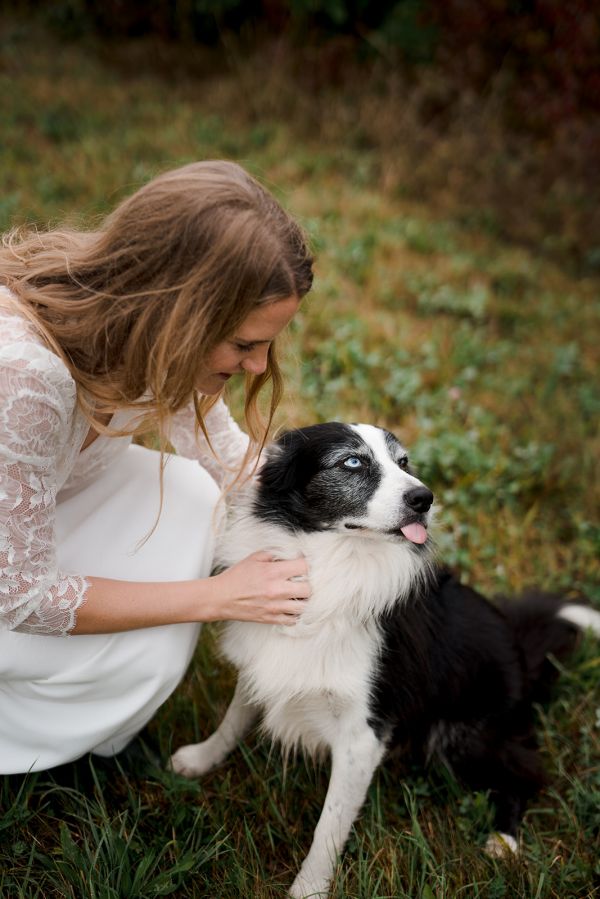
[484,832,519,859]
[288,873,331,898]
[168,742,218,778]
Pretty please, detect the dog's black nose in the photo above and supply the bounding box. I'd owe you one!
[404,486,434,513]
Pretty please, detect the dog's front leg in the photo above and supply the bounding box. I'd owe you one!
[170,680,258,778]
[289,726,386,899]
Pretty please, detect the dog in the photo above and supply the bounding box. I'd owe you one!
[171,422,600,898]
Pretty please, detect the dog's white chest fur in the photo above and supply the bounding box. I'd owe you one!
[216,503,423,754]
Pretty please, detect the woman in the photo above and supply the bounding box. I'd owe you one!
[0,160,313,774]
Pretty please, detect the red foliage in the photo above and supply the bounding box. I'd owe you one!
[429,0,600,131]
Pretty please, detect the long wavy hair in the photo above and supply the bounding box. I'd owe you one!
[0,160,313,465]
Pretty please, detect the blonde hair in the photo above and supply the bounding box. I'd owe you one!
[0,161,313,460]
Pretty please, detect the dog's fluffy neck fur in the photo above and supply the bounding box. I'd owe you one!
[219,484,434,630]
[216,485,434,751]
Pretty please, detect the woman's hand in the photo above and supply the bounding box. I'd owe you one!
[210,551,311,625]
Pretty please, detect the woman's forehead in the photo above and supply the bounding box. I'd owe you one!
[233,296,300,341]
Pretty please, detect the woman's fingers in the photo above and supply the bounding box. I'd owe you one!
[246,551,307,575]
[275,556,309,580]
[247,549,276,560]
[278,616,302,627]
[275,598,308,626]
[248,553,311,599]
[214,551,312,624]
[277,577,311,599]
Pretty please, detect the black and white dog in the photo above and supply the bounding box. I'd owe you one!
[171,422,600,898]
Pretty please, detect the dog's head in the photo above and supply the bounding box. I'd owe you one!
[253,422,434,548]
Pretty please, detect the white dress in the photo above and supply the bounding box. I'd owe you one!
[0,293,250,774]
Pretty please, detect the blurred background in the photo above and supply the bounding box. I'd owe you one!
[1,4,599,896]
[2,0,599,267]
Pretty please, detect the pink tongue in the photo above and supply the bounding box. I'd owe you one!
[400,523,428,544]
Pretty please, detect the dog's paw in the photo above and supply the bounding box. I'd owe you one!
[484,832,519,859]
[288,873,331,898]
[168,742,217,778]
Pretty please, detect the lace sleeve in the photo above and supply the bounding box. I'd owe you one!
[0,350,88,636]
[167,398,254,487]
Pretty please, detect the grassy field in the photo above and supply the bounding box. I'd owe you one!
[1,17,599,899]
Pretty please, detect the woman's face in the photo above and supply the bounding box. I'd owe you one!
[196,295,300,395]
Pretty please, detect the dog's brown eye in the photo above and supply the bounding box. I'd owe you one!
[398,456,409,469]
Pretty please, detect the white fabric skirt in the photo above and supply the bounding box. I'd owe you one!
[0,444,220,774]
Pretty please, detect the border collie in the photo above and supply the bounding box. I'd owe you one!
[171,422,600,898]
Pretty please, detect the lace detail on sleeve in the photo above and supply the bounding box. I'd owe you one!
[0,347,89,636]
[167,398,253,487]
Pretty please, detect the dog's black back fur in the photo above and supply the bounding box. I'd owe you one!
[368,568,582,835]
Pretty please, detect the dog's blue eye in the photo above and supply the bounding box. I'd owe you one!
[344,457,363,469]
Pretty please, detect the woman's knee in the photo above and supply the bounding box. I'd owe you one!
[115,622,201,694]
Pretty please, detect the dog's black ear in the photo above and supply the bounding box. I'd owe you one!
[258,429,310,497]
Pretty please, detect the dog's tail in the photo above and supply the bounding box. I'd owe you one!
[496,591,600,701]
[556,602,600,637]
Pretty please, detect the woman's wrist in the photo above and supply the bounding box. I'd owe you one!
[189,574,228,624]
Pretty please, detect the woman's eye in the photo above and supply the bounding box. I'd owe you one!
[235,342,256,353]
[343,457,363,469]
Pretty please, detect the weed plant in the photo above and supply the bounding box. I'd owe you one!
[1,17,599,899]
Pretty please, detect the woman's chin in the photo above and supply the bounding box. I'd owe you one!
[196,373,233,394]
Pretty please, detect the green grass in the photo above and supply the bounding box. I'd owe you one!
[1,16,599,899]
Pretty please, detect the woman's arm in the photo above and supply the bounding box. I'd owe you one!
[73,551,310,634]
[0,345,91,637]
